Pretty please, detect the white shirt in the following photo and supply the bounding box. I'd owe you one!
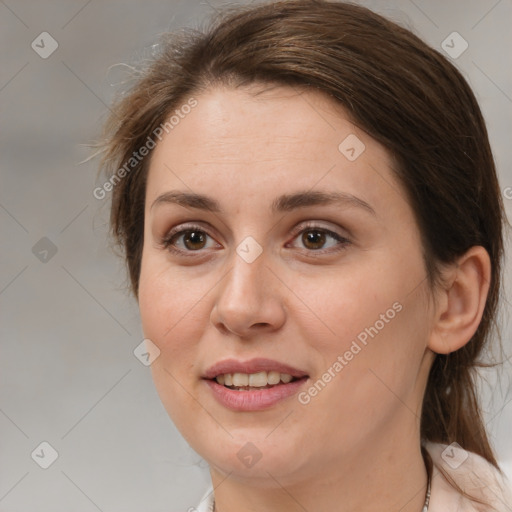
[192,442,512,511]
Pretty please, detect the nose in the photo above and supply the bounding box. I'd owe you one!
[210,249,286,338]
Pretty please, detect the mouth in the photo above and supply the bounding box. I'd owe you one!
[212,371,303,391]
[202,358,309,411]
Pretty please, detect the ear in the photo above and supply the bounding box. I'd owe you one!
[428,246,491,355]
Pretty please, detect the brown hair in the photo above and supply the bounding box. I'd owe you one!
[97,0,507,480]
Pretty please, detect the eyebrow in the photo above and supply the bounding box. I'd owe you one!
[150,190,376,216]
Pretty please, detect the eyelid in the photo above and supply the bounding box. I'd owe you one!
[160,222,221,253]
[163,221,216,241]
[289,220,349,239]
[160,220,351,256]
[286,221,351,254]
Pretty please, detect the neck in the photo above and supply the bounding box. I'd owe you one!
[209,421,428,512]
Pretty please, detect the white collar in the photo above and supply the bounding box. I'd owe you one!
[426,441,512,511]
[194,486,215,512]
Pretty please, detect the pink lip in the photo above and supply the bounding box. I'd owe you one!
[203,357,308,380]
[202,358,309,411]
[205,378,308,411]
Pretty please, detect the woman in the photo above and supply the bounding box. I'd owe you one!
[96,1,511,510]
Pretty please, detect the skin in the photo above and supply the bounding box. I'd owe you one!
[138,84,491,511]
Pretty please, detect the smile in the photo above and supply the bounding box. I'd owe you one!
[215,371,295,389]
[203,358,309,411]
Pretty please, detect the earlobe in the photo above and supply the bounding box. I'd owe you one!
[428,246,491,355]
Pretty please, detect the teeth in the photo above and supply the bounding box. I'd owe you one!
[267,371,281,385]
[280,373,293,383]
[215,371,296,387]
[232,373,249,386]
[248,371,267,387]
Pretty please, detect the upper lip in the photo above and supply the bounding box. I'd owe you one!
[203,358,309,380]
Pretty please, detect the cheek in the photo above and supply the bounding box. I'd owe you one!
[139,251,207,349]
[300,296,430,449]
[302,246,430,401]
[315,283,430,416]
[138,256,211,432]
[137,253,214,410]
[295,258,411,360]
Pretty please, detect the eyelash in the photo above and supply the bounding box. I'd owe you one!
[161,222,351,258]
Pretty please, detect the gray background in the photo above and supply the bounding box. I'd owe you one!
[1,0,511,510]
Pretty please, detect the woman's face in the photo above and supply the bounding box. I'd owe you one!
[139,84,435,485]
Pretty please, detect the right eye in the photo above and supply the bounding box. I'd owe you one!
[161,224,221,256]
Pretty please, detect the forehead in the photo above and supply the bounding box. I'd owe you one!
[152,84,363,160]
[145,84,403,217]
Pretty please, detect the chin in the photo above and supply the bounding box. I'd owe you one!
[194,430,312,484]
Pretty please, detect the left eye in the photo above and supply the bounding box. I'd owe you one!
[287,225,350,253]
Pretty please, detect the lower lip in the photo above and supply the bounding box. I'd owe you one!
[204,378,308,411]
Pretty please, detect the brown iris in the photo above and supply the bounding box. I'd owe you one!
[302,229,326,250]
